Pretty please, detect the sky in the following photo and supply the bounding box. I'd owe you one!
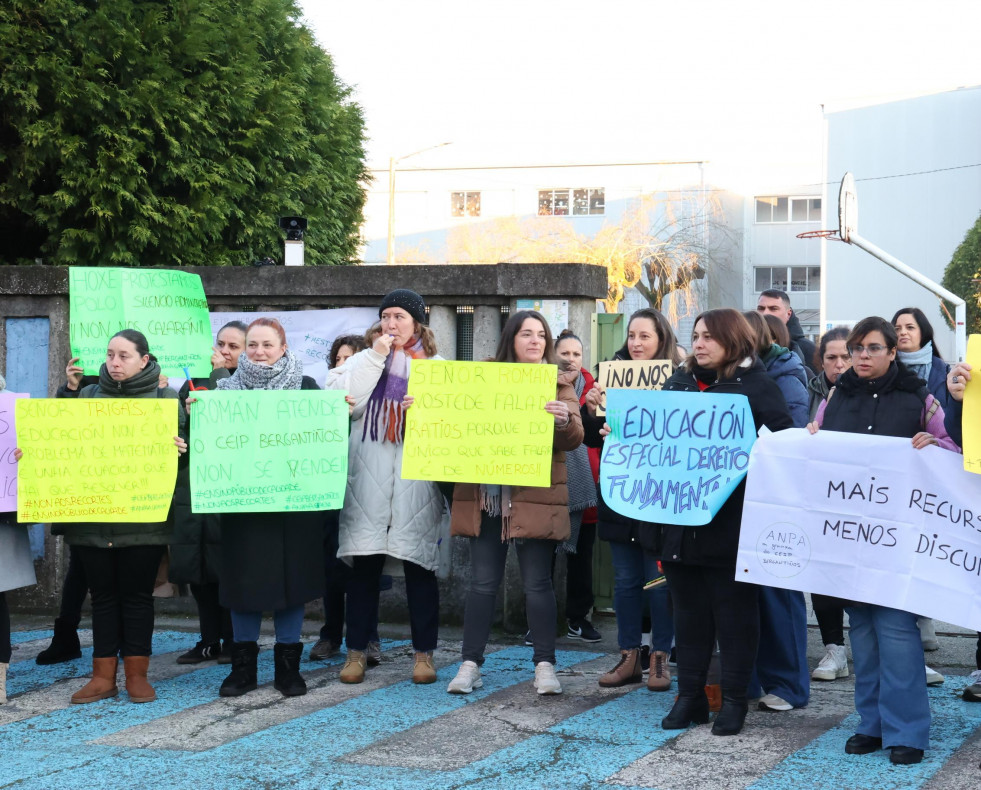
[299,0,981,194]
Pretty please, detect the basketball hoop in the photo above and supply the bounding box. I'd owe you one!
[796,228,843,241]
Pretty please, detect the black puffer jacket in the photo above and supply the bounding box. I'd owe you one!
[640,358,794,567]
[168,370,230,585]
[53,362,183,548]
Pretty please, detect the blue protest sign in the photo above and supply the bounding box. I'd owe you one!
[599,389,756,526]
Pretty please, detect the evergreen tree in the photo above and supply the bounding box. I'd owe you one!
[942,213,981,333]
[0,0,367,266]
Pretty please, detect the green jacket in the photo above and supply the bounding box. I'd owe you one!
[54,362,184,549]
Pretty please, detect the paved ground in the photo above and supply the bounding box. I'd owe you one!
[2,614,981,790]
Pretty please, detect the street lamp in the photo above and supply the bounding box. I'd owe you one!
[387,142,452,265]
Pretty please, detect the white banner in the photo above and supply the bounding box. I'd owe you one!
[207,308,377,387]
[737,428,981,632]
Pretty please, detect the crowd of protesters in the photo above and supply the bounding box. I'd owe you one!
[3,286,979,767]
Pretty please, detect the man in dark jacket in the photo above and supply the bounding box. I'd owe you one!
[757,289,816,376]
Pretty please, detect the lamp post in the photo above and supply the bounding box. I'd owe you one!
[387,142,451,265]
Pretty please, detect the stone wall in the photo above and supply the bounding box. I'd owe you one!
[1,263,606,630]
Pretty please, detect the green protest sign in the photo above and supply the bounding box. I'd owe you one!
[189,390,349,513]
[69,267,212,377]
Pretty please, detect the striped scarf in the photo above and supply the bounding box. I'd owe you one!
[362,336,427,443]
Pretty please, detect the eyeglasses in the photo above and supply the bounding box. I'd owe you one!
[848,344,888,357]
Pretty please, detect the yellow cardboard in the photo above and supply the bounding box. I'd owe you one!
[403,360,556,487]
[15,398,178,522]
[595,359,673,415]
[962,334,981,474]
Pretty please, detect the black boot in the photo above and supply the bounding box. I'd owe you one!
[711,692,749,736]
[219,641,259,697]
[273,643,307,697]
[35,618,82,665]
[662,691,710,729]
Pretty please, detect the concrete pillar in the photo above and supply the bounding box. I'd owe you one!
[567,297,596,371]
[472,305,501,361]
[428,304,457,360]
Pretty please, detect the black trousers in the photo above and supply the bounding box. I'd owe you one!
[662,562,759,696]
[75,545,164,657]
[57,544,89,624]
[564,520,596,621]
[811,593,846,646]
[190,583,233,646]
[345,554,438,653]
[1,591,10,663]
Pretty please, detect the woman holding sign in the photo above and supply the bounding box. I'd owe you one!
[646,309,794,736]
[334,290,446,685]
[581,308,678,691]
[204,318,324,699]
[808,316,958,765]
[446,310,583,696]
[54,329,185,705]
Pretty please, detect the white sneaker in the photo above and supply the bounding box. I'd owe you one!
[811,643,849,681]
[533,661,562,695]
[758,693,793,711]
[446,660,482,694]
[925,665,945,686]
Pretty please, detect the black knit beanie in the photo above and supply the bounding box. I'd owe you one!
[379,289,427,325]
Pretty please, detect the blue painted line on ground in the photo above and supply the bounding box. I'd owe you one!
[748,679,981,790]
[0,647,601,790]
[9,629,67,645]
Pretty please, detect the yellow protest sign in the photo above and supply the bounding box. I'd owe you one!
[962,334,981,474]
[403,360,556,487]
[15,399,178,522]
[595,359,673,415]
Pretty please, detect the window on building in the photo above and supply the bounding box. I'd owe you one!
[451,191,481,217]
[754,266,821,292]
[756,196,821,223]
[539,188,604,216]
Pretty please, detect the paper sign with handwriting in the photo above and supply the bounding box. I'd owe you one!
[595,360,673,416]
[600,389,755,525]
[69,267,212,378]
[0,392,28,510]
[15,399,178,523]
[189,390,349,513]
[738,429,981,632]
[403,360,556,487]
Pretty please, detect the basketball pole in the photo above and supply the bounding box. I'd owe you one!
[843,231,967,362]
[810,172,969,362]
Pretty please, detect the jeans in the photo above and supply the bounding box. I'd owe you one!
[231,605,305,644]
[320,517,379,645]
[346,554,438,653]
[608,540,673,652]
[75,545,164,657]
[463,514,557,666]
[662,562,759,697]
[846,604,930,750]
[190,583,233,646]
[749,586,809,707]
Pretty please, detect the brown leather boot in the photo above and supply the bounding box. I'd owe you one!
[123,656,156,703]
[648,650,672,691]
[71,657,119,704]
[598,649,643,688]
